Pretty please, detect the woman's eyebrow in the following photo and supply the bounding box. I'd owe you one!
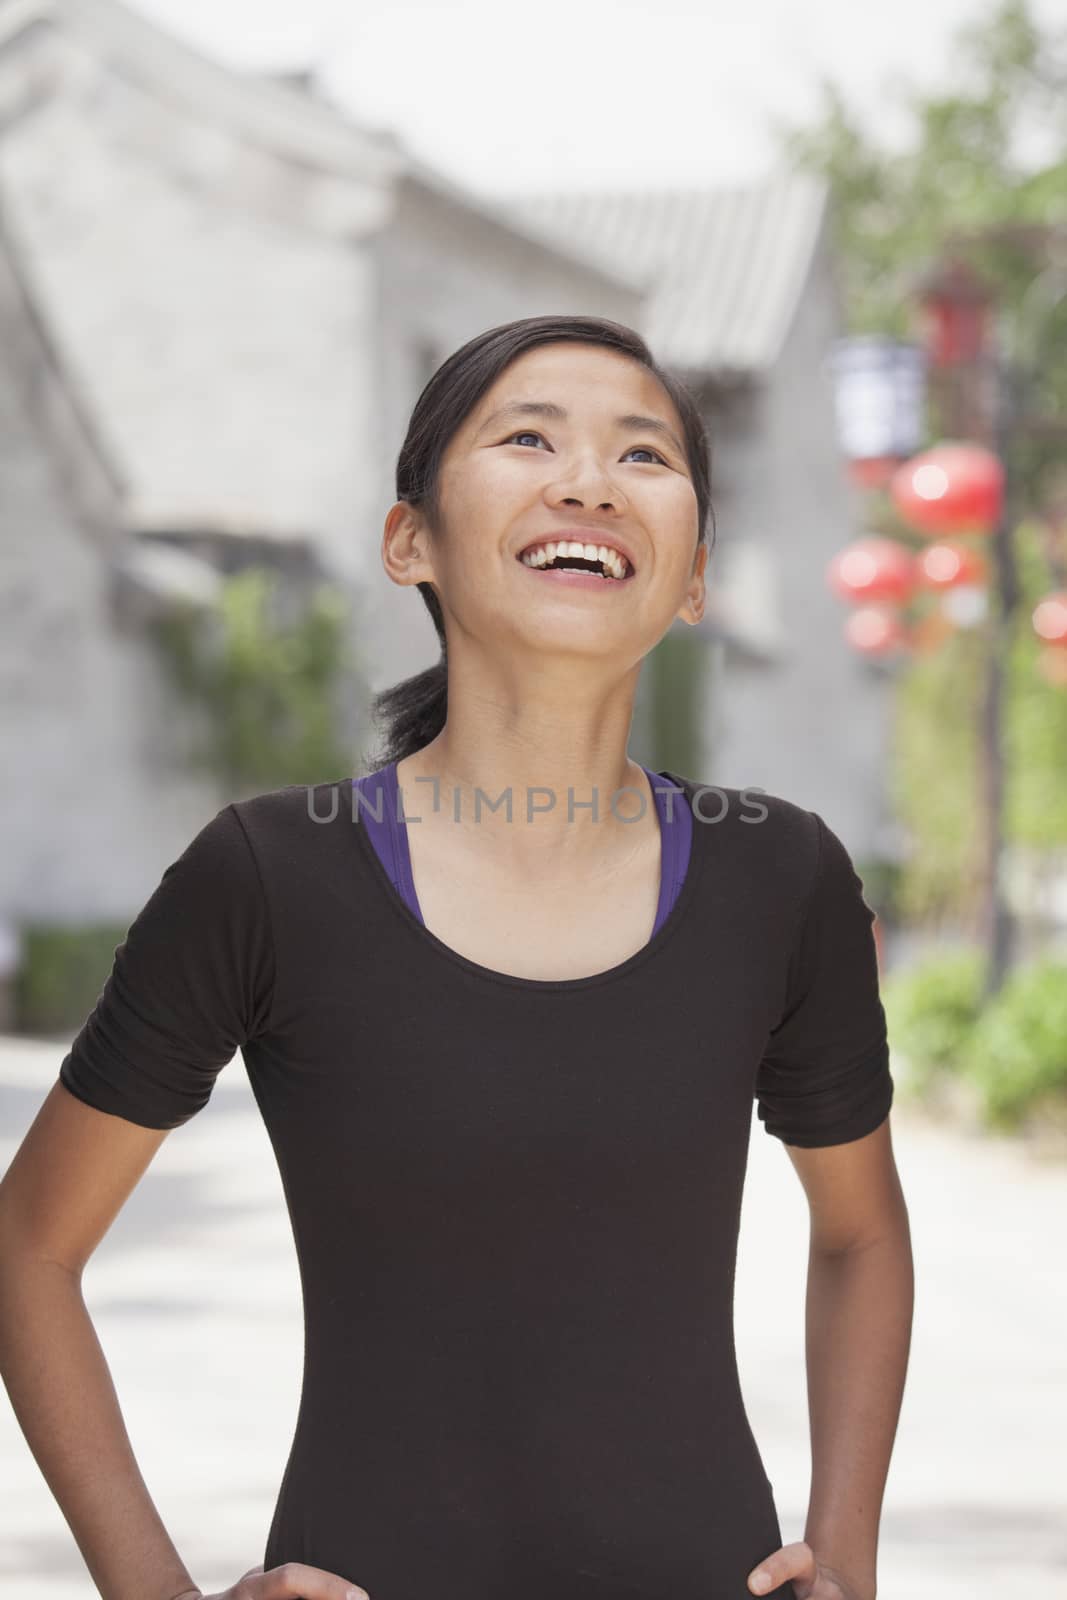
[475,400,684,456]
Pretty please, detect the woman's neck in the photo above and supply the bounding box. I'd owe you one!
[395,738,657,871]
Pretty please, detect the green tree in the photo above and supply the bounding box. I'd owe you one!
[780,2,1067,342]
[779,0,1067,920]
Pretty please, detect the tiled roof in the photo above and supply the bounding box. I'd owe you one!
[499,173,828,377]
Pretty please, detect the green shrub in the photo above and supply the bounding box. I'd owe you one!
[151,568,360,791]
[964,960,1067,1130]
[15,923,127,1036]
[881,947,985,1093]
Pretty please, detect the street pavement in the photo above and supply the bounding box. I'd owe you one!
[1,1034,1065,1599]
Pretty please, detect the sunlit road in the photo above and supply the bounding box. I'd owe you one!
[2,1036,1065,1598]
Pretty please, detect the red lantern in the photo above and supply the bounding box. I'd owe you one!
[1033,591,1067,648]
[844,605,908,656]
[890,442,1004,536]
[917,541,989,590]
[922,300,989,366]
[827,537,917,606]
[916,258,991,368]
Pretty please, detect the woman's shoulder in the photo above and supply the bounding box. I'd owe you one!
[659,769,820,836]
[658,770,826,909]
[228,775,365,862]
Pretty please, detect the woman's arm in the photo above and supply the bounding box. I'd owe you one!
[0,1081,201,1600]
[792,1119,913,1599]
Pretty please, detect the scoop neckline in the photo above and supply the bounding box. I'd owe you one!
[346,766,708,993]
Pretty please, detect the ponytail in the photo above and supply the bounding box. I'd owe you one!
[364,583,448,769]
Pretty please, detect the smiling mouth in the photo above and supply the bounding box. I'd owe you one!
[517,550,636,581]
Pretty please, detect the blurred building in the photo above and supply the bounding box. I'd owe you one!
[0,0,885,948]
[0,190,137,928]
[0,0,639,928]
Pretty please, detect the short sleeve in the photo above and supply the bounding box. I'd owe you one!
[58,804,275,1130]
[754,811,893,1148]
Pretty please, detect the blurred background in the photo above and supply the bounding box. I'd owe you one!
[1,0,1065,1595]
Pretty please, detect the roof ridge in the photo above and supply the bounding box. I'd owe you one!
[0,0,403,182]
[0,194,125,538]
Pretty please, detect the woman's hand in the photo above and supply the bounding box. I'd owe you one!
[177,1560,371,1599]
[747,1542,872,1599]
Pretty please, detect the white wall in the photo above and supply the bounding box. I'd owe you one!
[0,323,221,924]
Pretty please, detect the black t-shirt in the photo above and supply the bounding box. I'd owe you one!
[59,773,893,1600]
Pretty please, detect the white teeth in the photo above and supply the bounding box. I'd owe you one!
[519,540,631,579]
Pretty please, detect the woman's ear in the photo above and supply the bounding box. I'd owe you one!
[382,501,436,589]
[677,541,708,626]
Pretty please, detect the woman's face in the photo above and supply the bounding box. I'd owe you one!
[385,340,707,669]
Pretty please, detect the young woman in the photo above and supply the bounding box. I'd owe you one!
[0,315,913,1600]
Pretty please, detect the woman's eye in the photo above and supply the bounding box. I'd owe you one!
[504,430,665,465]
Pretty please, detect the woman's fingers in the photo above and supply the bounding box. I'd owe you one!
[242,1562,370,1600]
[748,1538,817,1595]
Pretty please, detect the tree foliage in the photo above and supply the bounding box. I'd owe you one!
[778,0,1067,913]
[152,568,361,794]
[780,2,1067,341]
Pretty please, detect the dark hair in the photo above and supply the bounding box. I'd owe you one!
[364,314,714,770]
